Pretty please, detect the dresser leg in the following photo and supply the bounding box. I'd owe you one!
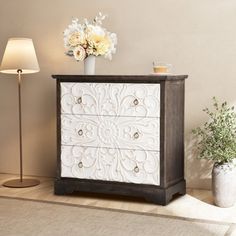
[178,188,186,196]
[145,192,181,206]
[144,191,169,206]
[145,180,186,205]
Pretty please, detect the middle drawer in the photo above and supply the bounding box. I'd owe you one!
[61,114,160,151]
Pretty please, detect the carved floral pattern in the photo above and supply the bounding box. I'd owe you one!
[61,115,160,151]
[61,83,160,117]
[60,82,160,185]
[61,146,160,185]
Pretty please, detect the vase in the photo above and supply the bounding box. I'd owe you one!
[212,162,236,208]
[84,55,96,75]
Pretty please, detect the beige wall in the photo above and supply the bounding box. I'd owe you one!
[1,0,236,189]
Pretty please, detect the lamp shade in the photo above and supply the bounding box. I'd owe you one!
[0,38,40,74]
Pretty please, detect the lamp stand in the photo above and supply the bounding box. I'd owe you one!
[3,70,40,188]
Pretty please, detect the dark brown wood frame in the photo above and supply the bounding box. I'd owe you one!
[52,75,188,205]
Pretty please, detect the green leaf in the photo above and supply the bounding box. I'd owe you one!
[192,97,236,164]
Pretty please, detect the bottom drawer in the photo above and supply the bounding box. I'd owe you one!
[61,146,160,186]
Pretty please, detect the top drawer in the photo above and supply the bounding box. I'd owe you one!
[61,83,160,118]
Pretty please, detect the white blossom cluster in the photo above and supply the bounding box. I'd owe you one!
[63,12,117,61]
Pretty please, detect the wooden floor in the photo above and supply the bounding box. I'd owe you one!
[1,173,236,223]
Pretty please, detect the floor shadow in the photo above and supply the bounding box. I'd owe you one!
[187,188,215,205]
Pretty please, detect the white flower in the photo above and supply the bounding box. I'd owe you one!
[73,46,86,61]
[86,47,94,55]
[104,33,117,60]
[67,32,85,47]
[94,12,107,25]
[86,24,105,37]
[63,18,84,48]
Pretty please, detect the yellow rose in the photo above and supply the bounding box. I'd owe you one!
[88,34,111,56]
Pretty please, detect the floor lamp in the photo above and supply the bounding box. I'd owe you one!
[0,38,40,188]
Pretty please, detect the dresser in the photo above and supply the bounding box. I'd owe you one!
[52,75,188,205]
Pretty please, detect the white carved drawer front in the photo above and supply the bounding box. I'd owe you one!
[61,83,160,118]
[61,146,160,186]
[61,114,160,151]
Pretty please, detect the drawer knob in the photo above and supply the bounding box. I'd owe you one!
[78,161,83,168]
[78,129,83,136]
[77,97,82,104]
[134,166,139,173]
[133,99,139,106]
[133,132,139,139]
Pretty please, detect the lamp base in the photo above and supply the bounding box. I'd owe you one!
[3,179,40,188]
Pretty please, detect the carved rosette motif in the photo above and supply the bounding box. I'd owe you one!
[60,82,160,186]
[61,115,160,151]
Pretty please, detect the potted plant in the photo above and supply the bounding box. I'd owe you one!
[193,97,236,207]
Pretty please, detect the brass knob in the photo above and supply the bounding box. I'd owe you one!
[77,97,82,104]
[133,99,139,106]
[134,166,139,173]
[78,162,83,168]
[78,129,83,136]
[133,132,139,139]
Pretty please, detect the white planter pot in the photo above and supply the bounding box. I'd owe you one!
[212,162,236,208]
[84,55,96,75]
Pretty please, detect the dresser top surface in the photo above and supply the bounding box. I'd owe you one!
[52,75,188,83]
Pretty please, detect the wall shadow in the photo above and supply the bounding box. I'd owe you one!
[185,132,213,190]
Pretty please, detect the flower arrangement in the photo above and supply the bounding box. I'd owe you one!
[63,12,117,61]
